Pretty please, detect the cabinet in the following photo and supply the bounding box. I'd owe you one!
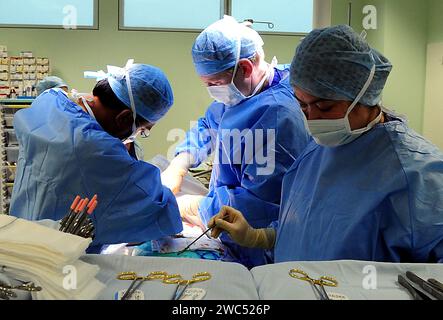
[0,99,33,214]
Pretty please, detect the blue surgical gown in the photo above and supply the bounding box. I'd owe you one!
[176,65,312,268]
[10,89,182,245]
[276,115,443,263]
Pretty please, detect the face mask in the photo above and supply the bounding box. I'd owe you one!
[206,38,276,106]
[118,60,138,143]
[305,62,382,147]
[81,96,96,120]
[68,89,96,120]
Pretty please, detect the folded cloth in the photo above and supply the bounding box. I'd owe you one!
[0,215,90,265]
[1,261,104,300]
[0,215,105,300]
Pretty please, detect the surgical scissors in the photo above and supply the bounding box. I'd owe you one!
[289,268,338,300]
[163,272,211,300]
[117,271,168,300]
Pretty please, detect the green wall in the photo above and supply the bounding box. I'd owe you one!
[363,0,386,52]
[332,0,430,133]
[331,0,365,31]
[428,0,443,43]
[0,0,303,159]
[382,0,429,132]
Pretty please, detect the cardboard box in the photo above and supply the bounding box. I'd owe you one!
[0,72,8,81]
[37,57,49,65]
[24,57,36,65]
[0,86,10,95]
[10,57,23,65]
[20,51,33,58]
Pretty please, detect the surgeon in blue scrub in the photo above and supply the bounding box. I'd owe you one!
[10,62,183,246]
[161,16,311,268]
[208,25,443,263]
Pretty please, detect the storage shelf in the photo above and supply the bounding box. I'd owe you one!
[1,99,33,214]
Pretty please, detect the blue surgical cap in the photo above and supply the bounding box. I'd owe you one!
[36,76,67,95]
[107,64,174,123]
[192,15,264,76]
[290,25,393,106]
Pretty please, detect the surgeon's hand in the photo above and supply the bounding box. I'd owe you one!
[176,195,205,230]
[208,206,275,249]
[161,165,187,195]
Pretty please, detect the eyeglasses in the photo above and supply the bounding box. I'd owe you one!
[134,116,151,139]
[122,128,150,145]
[138,128,150,139]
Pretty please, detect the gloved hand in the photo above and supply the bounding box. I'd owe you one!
[208,206,276,249]
[176,195,205,230]
[161,165,187,195]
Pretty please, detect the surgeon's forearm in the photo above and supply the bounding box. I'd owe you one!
[248,228,276,250]
[171,152,196,171]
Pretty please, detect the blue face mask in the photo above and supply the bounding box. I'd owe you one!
[304,63,382,147]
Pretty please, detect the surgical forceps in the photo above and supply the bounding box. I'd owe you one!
[0,280,42,300]
[163,272,211,300]
[289,268,338,300]
[117,271,168,300]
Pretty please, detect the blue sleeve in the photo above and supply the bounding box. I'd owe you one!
[199,103,311,229]
[75,128,182,245]
[406,149,443,263]
[390,130,443,263]
[175,102,224,167]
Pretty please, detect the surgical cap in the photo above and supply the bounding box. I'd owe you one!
[107,64,174,123]
[36,76,67,95]
[192,15,264,76]
[290,25,393,106]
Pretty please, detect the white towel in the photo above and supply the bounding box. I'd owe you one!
[0,215,91,265]
[0,215,105,300]
[2,260,105,300]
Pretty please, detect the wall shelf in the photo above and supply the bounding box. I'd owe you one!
[0,98,33,214]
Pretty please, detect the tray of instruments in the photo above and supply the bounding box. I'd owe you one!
[189,162,212,189]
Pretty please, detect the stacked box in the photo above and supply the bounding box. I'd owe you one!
[0,47,50,99]
[0,46,8,100]
[9,57,23,98]
[0,99,33,214]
